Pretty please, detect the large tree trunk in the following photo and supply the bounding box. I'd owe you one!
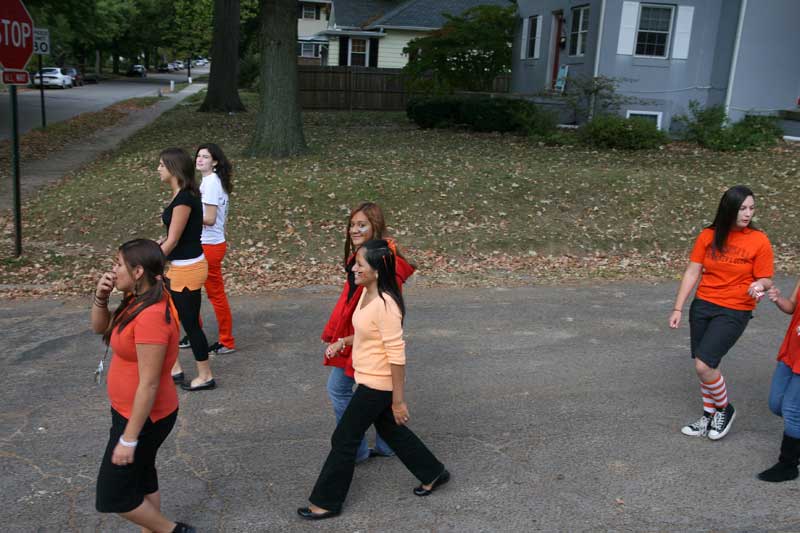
[199,0,246,112]
[245,0,307,158]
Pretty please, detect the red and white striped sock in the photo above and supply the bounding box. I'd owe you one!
[700,381,717,415]
[702,375,729,411]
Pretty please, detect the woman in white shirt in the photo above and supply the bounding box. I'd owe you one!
[194,143,236,354]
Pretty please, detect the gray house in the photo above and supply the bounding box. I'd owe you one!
[511,0,800,134]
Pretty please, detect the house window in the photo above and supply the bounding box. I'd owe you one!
[526,16,538,58]
[302,4,317,20]
[349,38,368,66]
[298,43,320,58]
[626,110,663,129]
[635,4,674,57]
[569,5,590,56]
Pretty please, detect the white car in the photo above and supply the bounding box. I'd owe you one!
[32,67,73,89]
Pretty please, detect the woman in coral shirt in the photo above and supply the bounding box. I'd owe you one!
[758,279,800,482]
[669,185,773,441]
[298,240,447,520]
[91,239,193,533]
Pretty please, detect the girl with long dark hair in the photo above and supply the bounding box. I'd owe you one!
[194,142,235,355]
[298,240,448,520]
[670,185,774,441]
[91,239,194,532]
[158,147,215,391]
[321,202,415,462]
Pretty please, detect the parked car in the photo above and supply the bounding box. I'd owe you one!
[62,67,84,86]
[157,63,172,72]
[168,62,180,71]
[31,67,73,89]
[126,64,147,78]
[173,60,185,69]
[195,58,208,66]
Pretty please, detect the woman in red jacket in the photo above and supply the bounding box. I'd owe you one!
[321,202,414,463]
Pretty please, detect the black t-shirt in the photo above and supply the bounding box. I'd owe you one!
[162,189,203,261]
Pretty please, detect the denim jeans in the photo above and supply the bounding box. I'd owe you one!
[768,361,800,438]
[326,366,393,460]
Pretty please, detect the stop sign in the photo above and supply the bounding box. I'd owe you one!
[0,0,34,71]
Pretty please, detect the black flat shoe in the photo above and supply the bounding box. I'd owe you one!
[414,469,450,496]
[172,522,196,533]
[297,507,340,520]
[181,379,216,391]
[171,372,184,383]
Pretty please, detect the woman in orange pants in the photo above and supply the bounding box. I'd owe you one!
[194,143,236,354]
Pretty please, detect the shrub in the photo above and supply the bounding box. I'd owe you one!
[458,97,520,132]
[674,100,783,151]
[407,95,556,137]
[578,114,669,150]
[406,96,462,128]
[674,101,726,146]
[239,53,260,89]
[514,102,557,138]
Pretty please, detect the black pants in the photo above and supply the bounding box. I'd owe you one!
[170,287,209,362]
[96,408,178,513]
[309,384,445,513]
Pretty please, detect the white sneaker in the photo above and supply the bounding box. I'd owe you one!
[681,414,712,437]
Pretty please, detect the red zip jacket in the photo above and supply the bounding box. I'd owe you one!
[321,246,414,377]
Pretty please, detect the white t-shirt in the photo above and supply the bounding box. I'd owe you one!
[200,172,229,245]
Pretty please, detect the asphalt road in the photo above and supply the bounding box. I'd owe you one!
[0,67,209,140]
[3,280,800,531]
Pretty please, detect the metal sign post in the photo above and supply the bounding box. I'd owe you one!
[1,0,36,257]
[33,27,49,128]
[10,85,22,256]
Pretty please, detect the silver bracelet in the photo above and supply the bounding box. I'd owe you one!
[119,436,138,448]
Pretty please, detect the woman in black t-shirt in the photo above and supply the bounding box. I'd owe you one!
[158,147,215,391]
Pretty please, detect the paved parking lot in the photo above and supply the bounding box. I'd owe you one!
[2,281,800,531]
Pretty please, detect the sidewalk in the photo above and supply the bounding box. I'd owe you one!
[0,83,206,211]
[1,282,799,531]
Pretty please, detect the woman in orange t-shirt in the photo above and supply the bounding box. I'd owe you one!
[91,239,194,533]
[758,279,800,482]
[669,185,773,442]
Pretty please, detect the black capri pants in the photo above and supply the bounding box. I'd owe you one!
[96,407,178,513]
[689,298,752,369]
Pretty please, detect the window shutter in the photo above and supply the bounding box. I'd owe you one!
[315,6,321,20]
[339,36,349,66]
[298,3,303,19]
[534,15,543,59]
[369,38,379,67]
[617,1,638,55]
[672,6,694,60]
[520,17,530,59]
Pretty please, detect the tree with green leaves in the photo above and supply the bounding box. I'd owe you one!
[199,0,246,112]
[246,0,307,158]
[403,4,516,93]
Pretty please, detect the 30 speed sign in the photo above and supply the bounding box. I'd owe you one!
[33,27,49,55]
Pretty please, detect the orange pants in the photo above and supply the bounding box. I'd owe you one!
[202,242,235,349]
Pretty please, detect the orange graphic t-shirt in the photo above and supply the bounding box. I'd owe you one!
[689,227,774,311]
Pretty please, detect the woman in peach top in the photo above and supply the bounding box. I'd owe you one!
[298,240,449,520]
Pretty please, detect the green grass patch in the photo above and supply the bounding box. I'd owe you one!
[2,90,799,296]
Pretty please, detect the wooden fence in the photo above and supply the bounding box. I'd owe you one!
[297,66,511,111]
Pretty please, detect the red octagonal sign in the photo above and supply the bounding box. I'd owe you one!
[0,0,34,71]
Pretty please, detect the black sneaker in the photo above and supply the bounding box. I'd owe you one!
[179,335,191,349]
[208,341,222,355]
[681,413,712,437]
[708,403,736,440]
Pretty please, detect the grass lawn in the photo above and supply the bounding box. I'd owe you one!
[1,91,799,296]
[0,96,165,181]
